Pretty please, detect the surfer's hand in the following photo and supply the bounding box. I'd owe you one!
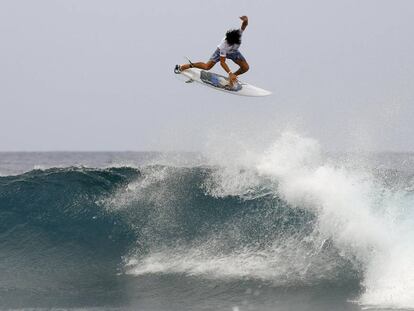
[229,72,238,85]
[240,16,248,31]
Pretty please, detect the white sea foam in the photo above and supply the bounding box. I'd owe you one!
[126,233,342,285]
[206,131,414,308]
[124,131,414,308]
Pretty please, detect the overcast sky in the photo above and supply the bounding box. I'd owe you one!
[1,0,414,152]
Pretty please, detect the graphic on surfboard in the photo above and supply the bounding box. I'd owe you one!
[200,71,243,91]
[177,67,272,97]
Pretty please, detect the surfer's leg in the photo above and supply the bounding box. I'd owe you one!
[181,61,216,71]
[178,49,219,71]
[233,59,249,76]
[229,51,249,76]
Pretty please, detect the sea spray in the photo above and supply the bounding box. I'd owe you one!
[206,131,414,308]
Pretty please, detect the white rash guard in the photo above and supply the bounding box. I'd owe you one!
[217,29,243,57]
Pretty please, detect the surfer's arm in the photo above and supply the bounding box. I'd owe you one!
[240,16,248,31]
[220,56,232,74]
[220,56,237,83]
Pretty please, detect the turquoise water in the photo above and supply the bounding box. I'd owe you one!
[0,151,413,311]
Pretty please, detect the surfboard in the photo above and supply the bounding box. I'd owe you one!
[179,68,272,97]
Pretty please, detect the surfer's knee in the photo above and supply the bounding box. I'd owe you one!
[206,61,215,70]
[242,63,249,73]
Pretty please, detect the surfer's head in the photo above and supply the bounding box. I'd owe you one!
[225,29,242,46]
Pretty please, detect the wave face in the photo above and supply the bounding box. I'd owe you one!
[0,167,141,307]
[1,135,414,309]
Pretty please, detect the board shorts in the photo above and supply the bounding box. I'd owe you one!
[209,48,246,63]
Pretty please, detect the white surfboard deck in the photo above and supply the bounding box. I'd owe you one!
[179,68,271,97]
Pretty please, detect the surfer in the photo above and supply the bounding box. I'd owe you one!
[174,16,249,87]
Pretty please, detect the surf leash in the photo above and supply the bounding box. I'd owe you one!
[185,56,194,68]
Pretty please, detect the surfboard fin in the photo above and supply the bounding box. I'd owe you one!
[185,79,194,83]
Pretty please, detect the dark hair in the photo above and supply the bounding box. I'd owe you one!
[225,29,241,46]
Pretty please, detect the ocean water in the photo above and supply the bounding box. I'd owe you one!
[1,133,414,311]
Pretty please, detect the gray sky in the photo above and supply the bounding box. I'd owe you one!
[1,0,414,152]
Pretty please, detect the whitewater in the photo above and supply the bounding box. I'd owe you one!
[1,132,413,310]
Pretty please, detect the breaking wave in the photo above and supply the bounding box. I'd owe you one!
[1,132,414,309]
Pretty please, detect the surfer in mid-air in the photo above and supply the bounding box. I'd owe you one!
[174,16,249,87]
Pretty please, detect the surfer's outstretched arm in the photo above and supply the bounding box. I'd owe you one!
[240,16,248,31]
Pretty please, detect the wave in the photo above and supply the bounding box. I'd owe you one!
[0,167,139,251]
[1,133,414,309]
